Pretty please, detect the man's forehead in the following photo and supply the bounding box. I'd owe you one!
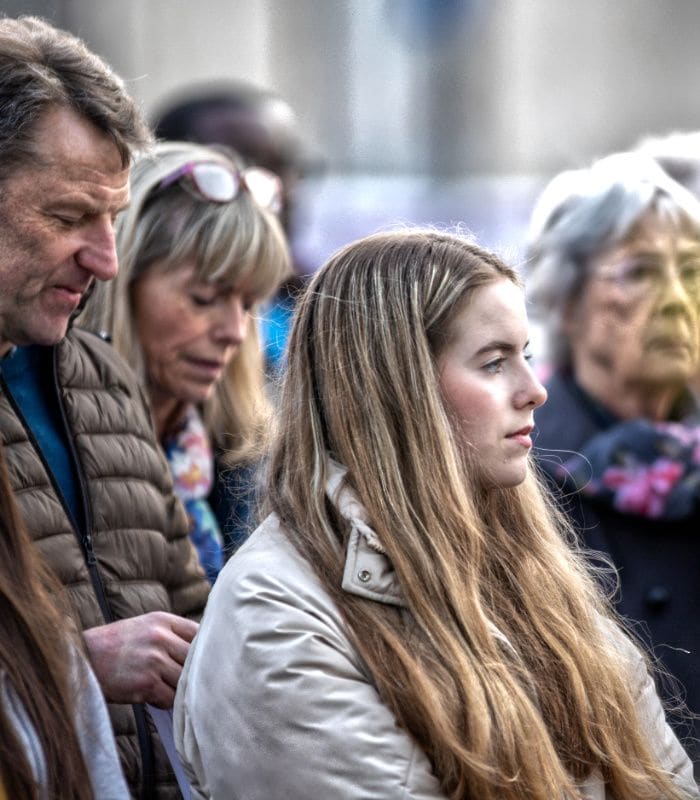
[29,105,126,171]
[41,155,130,186]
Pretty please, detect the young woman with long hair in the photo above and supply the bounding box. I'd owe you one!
[174,229,698,799]
[0,443,127,798]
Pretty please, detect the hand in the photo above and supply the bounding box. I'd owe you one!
[83,612,199,709]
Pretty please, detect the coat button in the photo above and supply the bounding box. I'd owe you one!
[358,569,371,583]
[644,585,670,610]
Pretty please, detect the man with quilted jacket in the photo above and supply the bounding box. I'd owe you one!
[0,16,210,798]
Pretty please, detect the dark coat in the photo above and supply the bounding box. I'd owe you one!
[210,456,258,559]
[534,371,700,768]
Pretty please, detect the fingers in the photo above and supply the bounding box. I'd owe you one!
[144,612,198,665]
[162,628,191,667]
[83,613,198,706]
[167,614,199,644]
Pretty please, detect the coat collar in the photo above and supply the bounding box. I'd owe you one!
[323,459,521,658]
[325,459,405,608]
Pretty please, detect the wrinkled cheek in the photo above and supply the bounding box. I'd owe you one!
[143,347,181,390]
[588,298,648,365]
[689,313,700,364]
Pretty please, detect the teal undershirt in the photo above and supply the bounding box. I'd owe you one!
[1,345,84,535]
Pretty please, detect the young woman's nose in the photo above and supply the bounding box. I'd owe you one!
[515,363,548,409]
[75,217,119,281]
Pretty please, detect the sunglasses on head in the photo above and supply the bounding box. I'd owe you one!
[155,160,283,213]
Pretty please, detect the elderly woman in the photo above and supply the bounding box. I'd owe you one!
[527,151,700,772]
[83,141,290,582]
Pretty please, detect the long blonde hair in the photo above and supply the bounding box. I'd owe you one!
[81,140,290,460]
[266,229,688,799]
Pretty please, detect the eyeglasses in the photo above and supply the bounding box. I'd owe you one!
[593,254,700,300]
[156,161,282,213]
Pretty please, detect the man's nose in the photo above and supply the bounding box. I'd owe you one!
[76,218,119,281]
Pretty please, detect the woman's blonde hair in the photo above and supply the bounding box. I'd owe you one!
[82,140,291,459]
[267,228,689,799]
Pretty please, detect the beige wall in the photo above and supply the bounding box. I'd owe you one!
[4,0,700,176]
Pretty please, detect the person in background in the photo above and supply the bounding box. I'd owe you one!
[0,442,128,799]
[174,229,697,799]
[82,141,290,576]
[527,151,700,773]
[636,130,700,201]
[153,81,316,374]
[636,130,700,398]
[0,16,210,798]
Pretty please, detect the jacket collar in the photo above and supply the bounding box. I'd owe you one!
[325,459,405,608]
[323,460,521,659]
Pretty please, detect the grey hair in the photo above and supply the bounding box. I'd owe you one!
[81,140,291,459]
[526,151,700,369]
[635,130,700,196]
[0,15,150,176]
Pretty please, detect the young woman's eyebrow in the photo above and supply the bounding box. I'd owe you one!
[473,339,529,357]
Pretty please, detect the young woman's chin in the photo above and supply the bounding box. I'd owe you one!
[480,461,529,490]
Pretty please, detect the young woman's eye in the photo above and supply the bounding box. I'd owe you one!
[483,357,505,374]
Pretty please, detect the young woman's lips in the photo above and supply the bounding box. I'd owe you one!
[506,426,534,449]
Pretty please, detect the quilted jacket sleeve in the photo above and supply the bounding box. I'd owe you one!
[66,329,210,622]
[173,520,446,800]
[128,376,210,621]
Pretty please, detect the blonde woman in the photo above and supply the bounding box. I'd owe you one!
[174,230,697,799]
[82,141,290,581]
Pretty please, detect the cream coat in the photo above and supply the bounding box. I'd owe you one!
[175,467,698,799]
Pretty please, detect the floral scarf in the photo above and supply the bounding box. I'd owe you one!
[553,418,700,520]
[163,406,223,583]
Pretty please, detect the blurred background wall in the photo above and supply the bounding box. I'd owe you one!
[4,0,700,267]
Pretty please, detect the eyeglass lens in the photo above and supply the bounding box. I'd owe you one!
[191,163,239,203]
[244,168,282,213]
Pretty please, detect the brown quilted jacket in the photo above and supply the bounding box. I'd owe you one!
[0,328,210,799]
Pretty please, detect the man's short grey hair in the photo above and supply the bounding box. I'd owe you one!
[0,15,151,177]
[526,151,700,369]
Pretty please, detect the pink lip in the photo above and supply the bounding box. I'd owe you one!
[186,357,227,379]
[506,425,534,449]
[52,285,85,305]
